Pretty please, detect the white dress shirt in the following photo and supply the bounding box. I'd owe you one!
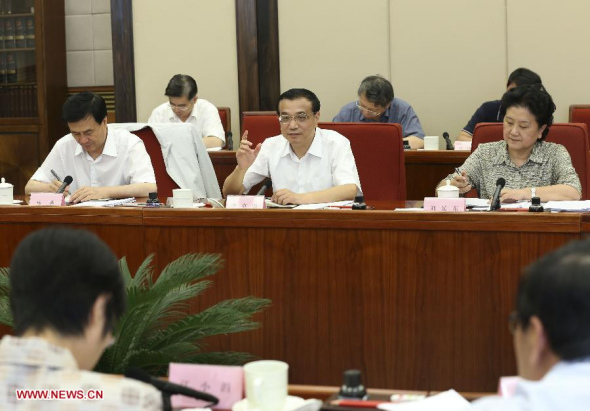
[30,126,156,192]
[243,127,362,194]
[111,123,222,199]
[148,98,225,144]
[471,360,590,411]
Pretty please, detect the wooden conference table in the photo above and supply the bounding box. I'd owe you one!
[1,202,588,393]
[209,150,469,201]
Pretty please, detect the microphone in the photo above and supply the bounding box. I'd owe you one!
[256,178,272,196]
[490,178,506,211]
[442,132,454,150]
[56,176,73,194]
[124,368,219,405]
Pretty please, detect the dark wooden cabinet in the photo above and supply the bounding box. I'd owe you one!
[0,0,67,194]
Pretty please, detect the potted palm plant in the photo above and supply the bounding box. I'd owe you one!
[0,253,270,376]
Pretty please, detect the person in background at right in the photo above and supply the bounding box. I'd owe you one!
[456,68,542,142]
[437,84,581,202]
[471,237,590,410]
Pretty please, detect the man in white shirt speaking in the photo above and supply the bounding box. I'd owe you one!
[148,74,225,149]
[223,88,361,205]
[472,238,590,411]
[25,92,157,203]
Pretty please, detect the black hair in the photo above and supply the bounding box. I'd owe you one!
[10,228,126,337]
[357,75,394,108]
[507,68,542,88]
[500,84,555,139]
[516,238,590,360]
[165,74,198,100]
[277,88,321,113]
[62,92,107,124]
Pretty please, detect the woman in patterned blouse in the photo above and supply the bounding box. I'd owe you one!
[439,84,581,201]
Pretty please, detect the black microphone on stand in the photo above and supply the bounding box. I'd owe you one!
[256,178,272,196]
[56,176,73,194]
[442,132,454,150]
[125,368,219,411]
[490,178,506,211]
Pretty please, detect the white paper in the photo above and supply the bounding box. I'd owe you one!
[393,208,425,212]
[293,201,353,210]
[465,198,489,207]
[545,200,590,211]
[377,390,471,411]
[71,198,136,207]
[206,147,222,152]
[500,201,531,210]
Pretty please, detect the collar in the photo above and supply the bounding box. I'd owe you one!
[0,335,78,371]
[492,141,544,166]
[279,128,323,159]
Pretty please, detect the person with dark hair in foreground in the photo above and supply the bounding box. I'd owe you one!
[223,88,361,205]
[471,237,590,410]
[332,75,425,149]
[437,84,580,202]
[25,92,157,203]
[456,67,543,141]
[0,228,162,410]
[148,74,225,148]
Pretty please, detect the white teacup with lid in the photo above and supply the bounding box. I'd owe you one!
[437,179,460,199]
[0,177,14,205]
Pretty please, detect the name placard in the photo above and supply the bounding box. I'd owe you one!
[169,363,244,409]
[453,141,472,151]
[225,195,266,209]
[424,197,466,212]
[29,193,65,206]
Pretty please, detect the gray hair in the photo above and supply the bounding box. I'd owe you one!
[358,75,394,107]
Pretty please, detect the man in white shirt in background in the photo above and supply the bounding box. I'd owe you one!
[472,237,590,411]
[24,92,157,203]
[223,88,361,205]
[148,74,225,149]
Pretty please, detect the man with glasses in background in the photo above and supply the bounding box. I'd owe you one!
[148,74,225,148]
[333,75,425,149]
[223,88,361,205]
[470,238,590,410]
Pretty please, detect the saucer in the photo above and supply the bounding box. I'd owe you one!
[232,396,306,411]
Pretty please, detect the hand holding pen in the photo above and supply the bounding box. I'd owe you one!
[453,167,472,194]
[50,169,71,195]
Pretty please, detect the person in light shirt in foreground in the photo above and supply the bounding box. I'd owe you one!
[471,237,590,410]
[223,88,361,205]
[437,84,581,202]
[0,228,162,410]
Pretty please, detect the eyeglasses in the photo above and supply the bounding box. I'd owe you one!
[356,101,384,117]
[278,113,314,125]
[507,311,519,335]
[169,102,192,112]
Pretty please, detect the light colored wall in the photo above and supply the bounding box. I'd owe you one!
[507,0,590,123]
[278,0,590,140]
[278,0,391,124]
[132,0,240,139]
[65,0,113,87]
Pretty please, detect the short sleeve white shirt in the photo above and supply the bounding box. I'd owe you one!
[243,127,362,194]
[148,99,225,143]
[30,126,156,192]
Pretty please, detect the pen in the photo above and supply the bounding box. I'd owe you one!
[455,167,462,176]
[51,169,62,182]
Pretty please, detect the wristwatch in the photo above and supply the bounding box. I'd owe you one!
[531,187,536,199]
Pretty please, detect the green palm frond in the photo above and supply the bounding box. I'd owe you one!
[1,253,271,376]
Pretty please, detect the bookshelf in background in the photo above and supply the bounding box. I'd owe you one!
[0,0,67,195]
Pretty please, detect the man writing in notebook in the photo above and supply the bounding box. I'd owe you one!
[223,88,361,205]
[25,92,156,203]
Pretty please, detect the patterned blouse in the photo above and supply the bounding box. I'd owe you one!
[450,140,581,199]
[0,335,163,410]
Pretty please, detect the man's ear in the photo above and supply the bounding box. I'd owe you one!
[88,294,110,328]
[527,316,551,366]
